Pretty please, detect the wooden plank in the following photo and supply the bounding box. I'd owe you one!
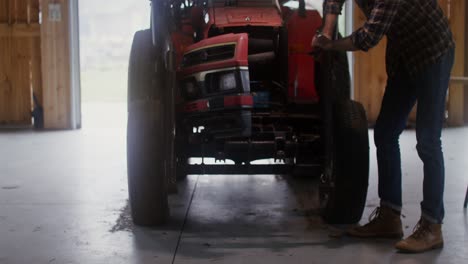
[465,0,468,124]
[0,2,10,123]
[0,0,34,125]
[447,0,465,126]
[31,30,42,109]
[0,24,40,37]
[8,0,12,22]
[25,1,41,125]
[0,0,9,123]
[30,1,42,110]
[40,0,72,129]
[353,3,387,125]
[0,31,12,124]
[0,0,11,123]
[450,77,468,84]
[10,35,33,124]
[29,0,40,23]
[0,0,8,23]
[9,0,16,23]
[15,0,28,23]
[0,30,33,125]
[0,0,41,126]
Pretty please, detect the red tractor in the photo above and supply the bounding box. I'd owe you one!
[127,0,369,226]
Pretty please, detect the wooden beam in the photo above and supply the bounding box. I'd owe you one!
[0,34,34,125]
[15,0,28,23]
[0,33,12,125]
[353,3,388,125]
[0,0,8,23]
[447,0,466,126]
[40,0,72,129]
[0,0,41,126]
[12,35,34,124]
[451,77,468,84]
[465,0,468,124]
[0,23,40,37]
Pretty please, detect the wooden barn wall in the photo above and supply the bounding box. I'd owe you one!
[353,0,466,126]
[444,0,466,126]
[0,0,41,126]
[0,0,74,129]
[40,0,72,129]
[352,9,387,126]
[465,0,468,124]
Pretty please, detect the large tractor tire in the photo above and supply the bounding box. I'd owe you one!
[127,29,169,226]
[330,50,351,100]
[315,50,351,101]
[315,48,369,224]
[321,100,369,224]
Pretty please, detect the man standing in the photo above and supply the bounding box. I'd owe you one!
[312,0,455,253]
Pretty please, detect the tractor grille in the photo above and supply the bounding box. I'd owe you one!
[183,44,236,67]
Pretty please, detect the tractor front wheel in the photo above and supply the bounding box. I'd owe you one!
[127,29,169,226]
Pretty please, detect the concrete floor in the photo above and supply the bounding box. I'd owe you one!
[0,102,467,264]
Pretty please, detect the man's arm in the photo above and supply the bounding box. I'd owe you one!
[321,0,346,38]
[314,0,400,52]
[351,0,399,51]
[322,14,338,39]
[311,0,346,49]
[330,36,359,51]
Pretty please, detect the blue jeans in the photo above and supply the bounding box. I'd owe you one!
[374,48,454,224]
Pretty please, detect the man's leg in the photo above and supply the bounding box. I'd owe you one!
[395,48,454,253]
[374,72,417,211]
[414,49,454,224]
[348,71,416,238]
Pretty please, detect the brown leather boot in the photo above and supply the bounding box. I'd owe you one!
[347,206,403,238]
[395,218,443,253]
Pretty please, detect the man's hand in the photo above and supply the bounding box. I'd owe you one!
[311,33,333,51]
[312,33,359,53]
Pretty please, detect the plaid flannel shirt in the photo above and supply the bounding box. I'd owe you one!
[324,0,455,76]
